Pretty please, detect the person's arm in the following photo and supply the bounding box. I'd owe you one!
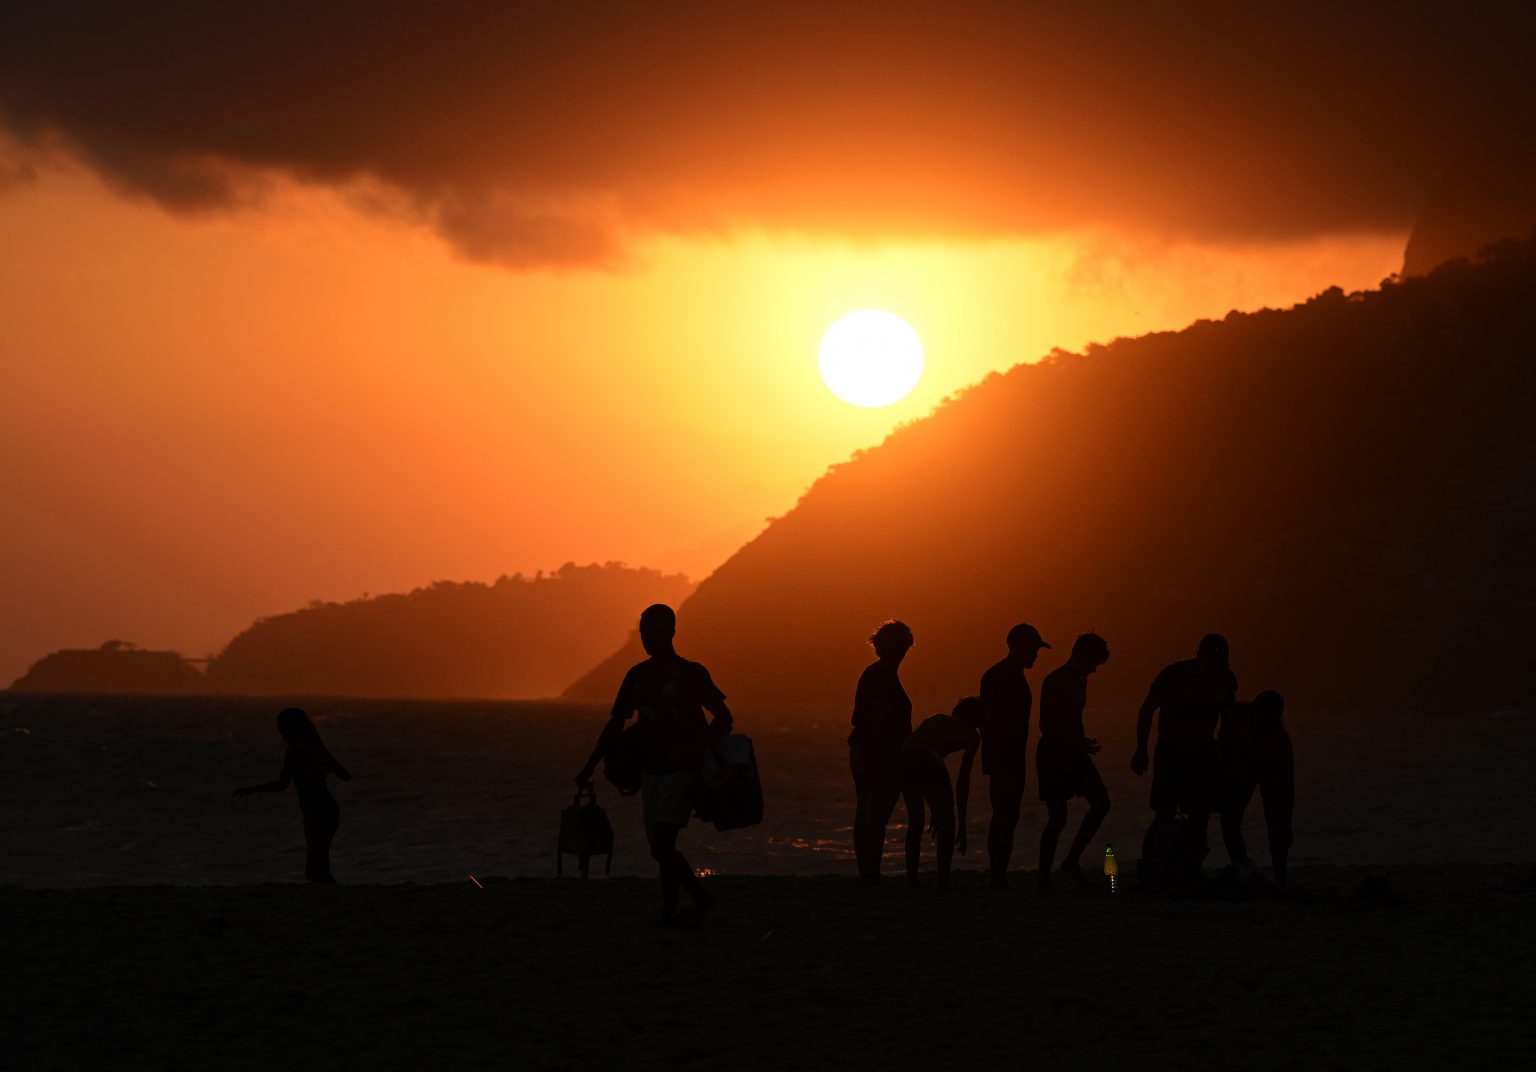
[1132,676,1161,775]
[233,752,292,798]
[326,748,352,782]
[955,729,978,855]
[1071,688,1098,754]
[702,670,733,740]
[576,686,632,788]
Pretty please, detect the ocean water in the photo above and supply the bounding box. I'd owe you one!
[2,694,1532,886]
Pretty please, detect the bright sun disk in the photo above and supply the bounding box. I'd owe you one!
[818,309,924,408]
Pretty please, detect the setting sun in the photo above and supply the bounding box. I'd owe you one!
[818,310,925,408]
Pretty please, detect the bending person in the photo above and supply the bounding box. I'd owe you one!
[233,707,352,884]
[1220,689,1294,886]
[897,697,981,888]
[1037,633,1112,890]
[848,620,916,885]
[576,603,731,924]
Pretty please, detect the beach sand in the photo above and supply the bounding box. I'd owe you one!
[6,865,1533,1070]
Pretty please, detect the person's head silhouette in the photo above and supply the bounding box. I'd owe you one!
[638,603,677,657]
[277,706,320,745]
[1005,623,1051,668]
[1197,633,1230,672]
[952,695,984,727]
[1070,631,1110,670]
[869,619,914,663]
[1252,689,1285,731]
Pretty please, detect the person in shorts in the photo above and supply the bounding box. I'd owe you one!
[576,603,732,923]
[1036,633,1112,890]
[1131,634,1238,868]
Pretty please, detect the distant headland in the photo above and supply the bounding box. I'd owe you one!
[8,563,691,700]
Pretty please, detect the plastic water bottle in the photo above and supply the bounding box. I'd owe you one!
[1104,843,1119,893]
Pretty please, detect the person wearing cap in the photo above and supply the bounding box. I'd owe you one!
[979,622,1051,890]
[1036,632,1112,890]
[1131,633,1238,869]
[848,619,916,884]
[576,603,732,924]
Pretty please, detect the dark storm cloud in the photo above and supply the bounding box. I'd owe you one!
[1,1,1531,267]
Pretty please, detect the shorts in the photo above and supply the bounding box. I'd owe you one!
[641,772,694,832]
[898,749,955,818]
[1036,741,1106,802]
[1150,739,1220,813]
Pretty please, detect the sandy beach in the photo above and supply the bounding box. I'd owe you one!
[5,865,1534,1070]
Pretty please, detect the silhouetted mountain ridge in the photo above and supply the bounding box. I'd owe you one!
[570,237,1536,714]
[203,562,693,699]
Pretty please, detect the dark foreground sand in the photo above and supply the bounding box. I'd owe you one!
[5,865,1534,1070]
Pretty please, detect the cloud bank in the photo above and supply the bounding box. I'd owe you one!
[2,2,1531,267]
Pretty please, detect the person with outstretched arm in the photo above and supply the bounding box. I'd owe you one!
[575,603,732,924]
[233,707,352,884]
[897,697,981,889]
[1036,633,1112,890]
[1131,633,1237,873]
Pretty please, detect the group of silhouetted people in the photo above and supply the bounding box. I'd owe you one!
[849,619,1294,893]
[232,603,1293,921]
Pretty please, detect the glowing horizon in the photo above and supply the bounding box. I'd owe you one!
[0,165,1402,682]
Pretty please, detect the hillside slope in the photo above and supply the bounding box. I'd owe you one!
[571,241,1536,714]
[206,562,692,699]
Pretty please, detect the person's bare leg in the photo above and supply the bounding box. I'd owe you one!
[1038,801,1067,891]
[987,776,1023,889]
[650,822,683,920]
[854,792,878,878]
[1064,790,1110,876]
[933,777,956,889]
[1260,776,1294,888]
[303,807,338,884]
[674,850,715,912]
[903,784,925,887]
[1223,779,1255,864]
[1221,808,1249,865]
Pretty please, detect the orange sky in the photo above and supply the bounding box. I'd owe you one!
[12,4,1526,681]
[0,164,1403,682]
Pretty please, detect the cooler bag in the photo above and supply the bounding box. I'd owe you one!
[696,733,764,832]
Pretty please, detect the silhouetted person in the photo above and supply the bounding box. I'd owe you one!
[1037,632,1112,890]
[848,620,916,884]
[979,623,1050,889]
[576,603,731,923]
[1131,634,1237,870]
[898,697,981,888]
[1219,689,1294,886]
[233,707,351,884]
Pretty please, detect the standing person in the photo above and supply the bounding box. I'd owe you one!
[233,707,352,884]
[1219,689,1295,886]
[1131,634,1238,870]
[898,697,981,889]
[848,620,916,885]
[576,603,732,924]
[979,623,1051,890]
[1037,633,1112,890]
